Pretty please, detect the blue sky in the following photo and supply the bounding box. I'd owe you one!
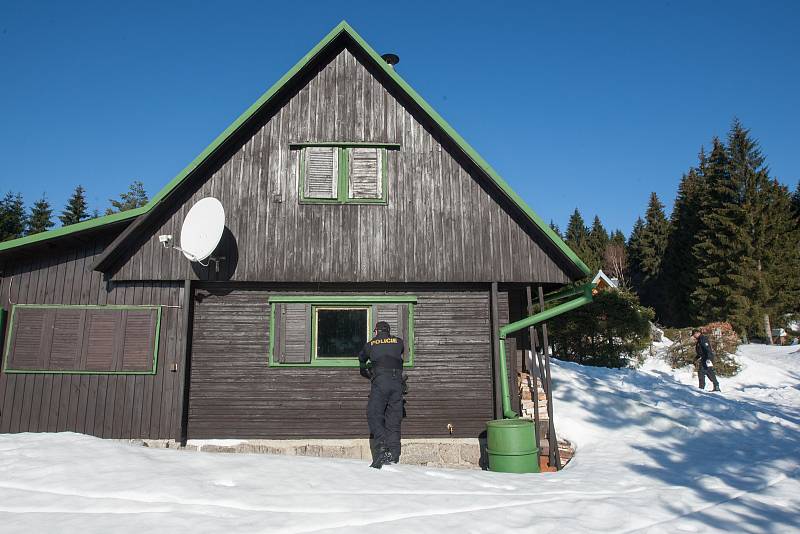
[1,1,797,235]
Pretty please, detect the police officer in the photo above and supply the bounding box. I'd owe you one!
[359,321,405,469]
[692,329,721,392]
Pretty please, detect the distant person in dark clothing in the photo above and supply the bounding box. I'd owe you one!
[692,329,721,392]
[359,321,405,469]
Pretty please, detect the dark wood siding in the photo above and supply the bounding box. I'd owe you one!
[109,44,574,284]
[187,284,496,439]
[0,238,185,439]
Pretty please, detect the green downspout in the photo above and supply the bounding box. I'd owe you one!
[496,282,595,419]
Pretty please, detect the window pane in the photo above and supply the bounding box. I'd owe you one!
[316,308,368,358]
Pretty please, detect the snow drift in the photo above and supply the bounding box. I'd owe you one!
[0,344,798,533]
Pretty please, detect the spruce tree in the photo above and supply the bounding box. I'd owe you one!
[0,192,27,242]
[549,220,562,238]
[692,137,753,330]
[727,120,800,336]
[662,164,706,326]
[609,230,626,248]
[60,185,89,226]
[27,195,54,235]
[627,217,646,292]
[565,209,592,273]
[587,215,609,272]
[753,179,800,330]
[792,181,800,221]
[106,180,148,214]
[631,193,670,319]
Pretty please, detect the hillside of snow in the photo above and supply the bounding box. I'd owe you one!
[1,344,798,533]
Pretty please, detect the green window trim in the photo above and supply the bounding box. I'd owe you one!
[269,296,417,304]
[268,295,415,368]
[297,145,389,205]
[289,142,400,148]
[2,304,161,375]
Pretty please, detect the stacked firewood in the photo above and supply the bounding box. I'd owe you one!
[517,371,575,468]
[518,372,548,421]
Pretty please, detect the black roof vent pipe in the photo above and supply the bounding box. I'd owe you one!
[381,53,400,69]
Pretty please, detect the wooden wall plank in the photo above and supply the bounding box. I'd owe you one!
[187,285,494,439]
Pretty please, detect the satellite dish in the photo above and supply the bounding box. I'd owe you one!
[180,197,225,262]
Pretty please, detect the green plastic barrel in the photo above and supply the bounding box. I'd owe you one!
[486,418,540,473]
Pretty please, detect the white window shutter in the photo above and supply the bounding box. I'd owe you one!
[303,147,338,199]
[348,148,382,199]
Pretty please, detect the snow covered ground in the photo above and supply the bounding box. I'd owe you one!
[1,345,798,533]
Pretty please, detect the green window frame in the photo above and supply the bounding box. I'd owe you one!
[2,304,161,375]
[268,295,416,368]
[295,143,397,205]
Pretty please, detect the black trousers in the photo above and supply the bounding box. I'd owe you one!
[698,365,720,390]
[367,368,404,457]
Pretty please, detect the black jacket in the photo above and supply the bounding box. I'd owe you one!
[359,333,405,371]
[695,334,715,365]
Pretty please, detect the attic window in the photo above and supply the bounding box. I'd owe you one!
[296,144,391,204]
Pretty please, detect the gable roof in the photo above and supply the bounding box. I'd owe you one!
[1,21,590,278]
[592,270,619,289]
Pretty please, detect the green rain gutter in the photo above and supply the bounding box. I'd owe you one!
[496,282,595,419]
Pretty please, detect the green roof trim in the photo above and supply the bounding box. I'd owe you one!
[0,207,143,252]
[0,21,590,277]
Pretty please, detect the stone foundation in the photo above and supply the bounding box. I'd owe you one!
[123,438,486,469]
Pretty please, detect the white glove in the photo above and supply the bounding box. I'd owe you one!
[705,360,713,368]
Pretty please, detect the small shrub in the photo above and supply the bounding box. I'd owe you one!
[549,289,654,368]
[665,322,741,377]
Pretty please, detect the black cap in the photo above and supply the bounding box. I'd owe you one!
[375,321,391,333]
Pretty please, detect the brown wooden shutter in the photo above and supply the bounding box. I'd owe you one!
[303,147,338,199]
[348,147,382,199]
[121,309,158,371]
[277,303,311,363]
[49,309,84,370]
[399,304,409,345]
[5,306,159,373]
[374,303,409,341]
[8,307,47,370]
[271,304,282,362]
[84,310,119,371]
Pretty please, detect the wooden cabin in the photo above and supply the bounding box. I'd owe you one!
[0,22,589,445]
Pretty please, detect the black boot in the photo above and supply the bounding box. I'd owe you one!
[370,447,393,469]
